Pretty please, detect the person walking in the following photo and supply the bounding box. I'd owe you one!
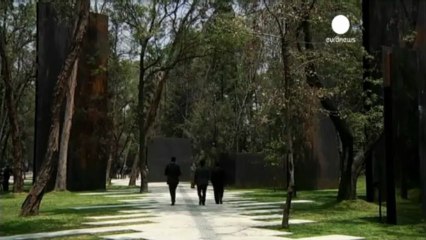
[194,160,210,205]
[2,165,12,192]
[211,161,226,204]
[190,162,196,188]
[164,157,181,205]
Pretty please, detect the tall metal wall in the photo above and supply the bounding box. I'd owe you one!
[364,1,426,218]
[418,51,426,217]
[147,138,193,182]
[67,13,109,191]
[35,3,72,188]
[35,3,109,191]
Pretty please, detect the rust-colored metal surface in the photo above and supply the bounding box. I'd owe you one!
[417,50,426,216]
[217,113,340,190]
[67,13,109,191]
[418,51,426,217]
[383,48,392,87]
[365,0,426,216]
[292,111,340,190]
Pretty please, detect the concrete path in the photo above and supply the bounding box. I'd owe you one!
[94,182,363,240]
[0,181,365,240]
[97,182,295,240]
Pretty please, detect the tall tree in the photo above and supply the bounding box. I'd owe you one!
[113,0,206,191]
[54,60,78,191]
[0,0,35,192]
[296,0,365,200]
[263,0,296,228]
[20,0,89,216]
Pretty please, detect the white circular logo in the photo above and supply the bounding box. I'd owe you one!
[332,15,350,35]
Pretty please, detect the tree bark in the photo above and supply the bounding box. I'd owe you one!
[0,19,24,193]
[55,59,78,191]
[0,91,7,145]
[282,138,294,228]
[105,150,113,184]
[20,0,89,216]
[138,71,167,192]
[0,92,9,165]
[128,144,139,186]
[137,41,147,191]
[262,0,296,226]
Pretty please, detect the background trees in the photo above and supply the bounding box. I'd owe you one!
[0,1,36,193]
[0,0,384,221]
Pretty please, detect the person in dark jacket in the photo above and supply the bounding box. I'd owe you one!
[194,160,210,205]
[211,161,226,204]
[2,165,12,192]
[164,157,181,205]
[190,162,196,189]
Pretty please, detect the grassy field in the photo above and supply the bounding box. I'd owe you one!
[1,177,425,239]
[241,177,426,239]
[0,182,141,237]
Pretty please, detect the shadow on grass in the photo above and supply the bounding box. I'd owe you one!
[358,216,385,224]
[0,217,76,236]
[46,205,138,215]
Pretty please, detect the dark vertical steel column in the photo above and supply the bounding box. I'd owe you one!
[419,51,426,217]
[34,2,39,184]
[362,0,375,202]
[67,13,109,191]
[35,3,71,187]
[415,1,426,219]
[383,48,397,224]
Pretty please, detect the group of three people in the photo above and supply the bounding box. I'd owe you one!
[164,157,225,206]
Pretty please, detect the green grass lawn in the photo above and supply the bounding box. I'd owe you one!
[0,183,141,237]
[241,177,426,239]
[1,177,425,239]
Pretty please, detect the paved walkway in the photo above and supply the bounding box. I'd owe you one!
[0,181,364,240]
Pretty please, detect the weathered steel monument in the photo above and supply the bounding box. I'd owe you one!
[147,138,193,182]
[363,0,426,220]
[35,3,109,191]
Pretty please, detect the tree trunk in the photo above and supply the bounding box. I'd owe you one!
[298,2,356,200]
[282,137,294,228]
[0,91,7,146]
[263,1,296,227]
[139,72,167,192]
[0,19,24,193]
[0,92,9,165]
[400,161,408,199]
[20,0,89,216]
[129,145,140,186]
[106,124,118,184]
[137,44,147,191]
[0,131,9,164]
[119,137,131,179]
[337,143,355,200]
[139,146,148,191]
[55,59,78,191]
[105,150,113,185]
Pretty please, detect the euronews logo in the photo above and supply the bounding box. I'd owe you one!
[326,15,356,43]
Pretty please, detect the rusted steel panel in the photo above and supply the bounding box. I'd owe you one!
[414,2,426,49]
[35,3,72,188]
[365,1,426,216]
[147,138,193,182]
[308,113,340,189]
[213,112,340,190]
[381,48,426,217]
[233,153,285,189]
[418,50,426,217]
[67,13,109,191]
